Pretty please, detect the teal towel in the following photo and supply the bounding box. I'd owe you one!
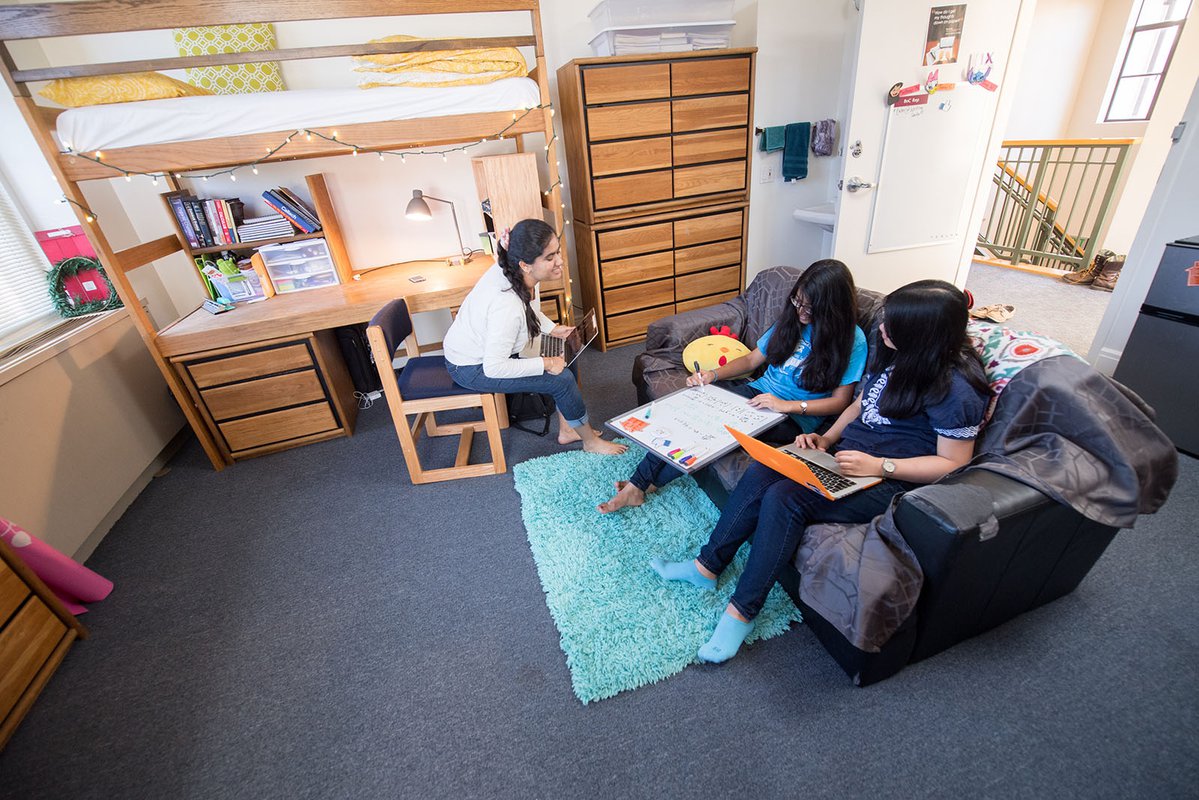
[782,122,810,181]
[759,126,786,152]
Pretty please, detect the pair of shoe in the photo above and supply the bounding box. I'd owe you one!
[1063,250,1124,291]
[969,303,1015,322]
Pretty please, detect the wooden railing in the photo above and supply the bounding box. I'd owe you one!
[977,139,1134,272]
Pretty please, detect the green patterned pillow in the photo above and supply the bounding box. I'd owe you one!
[173,24,286,95]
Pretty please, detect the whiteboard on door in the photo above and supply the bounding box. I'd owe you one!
[867,87,990,253]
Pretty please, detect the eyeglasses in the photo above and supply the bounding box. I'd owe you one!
[790,296,813,313]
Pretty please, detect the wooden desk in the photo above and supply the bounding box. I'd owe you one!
[156,257,496,358]
[160,257,523,465]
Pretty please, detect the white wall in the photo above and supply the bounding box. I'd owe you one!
[744,0,854,280]
[1090,79,1199,374]
[1003,0,1109,140]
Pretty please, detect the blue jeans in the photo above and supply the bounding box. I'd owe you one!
[697,461,914,620]
[446,361,588,427]
[627,381,803,492]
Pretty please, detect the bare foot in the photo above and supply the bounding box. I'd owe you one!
[614,480,656,494]
[558,426,604,445]
[598,481,646,513]
[583,438,627,456]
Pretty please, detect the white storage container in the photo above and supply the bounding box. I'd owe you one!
[257,239,340,295]
[588,0,734,30]
[589,22,735,58]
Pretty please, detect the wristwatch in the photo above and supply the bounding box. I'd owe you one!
[881,458,897,477]
[799,400,809,414]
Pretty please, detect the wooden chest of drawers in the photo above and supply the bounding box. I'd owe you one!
[575,203,748,349]
[172,331,357,461]
[1,538,86,750]
[558,49,755,349]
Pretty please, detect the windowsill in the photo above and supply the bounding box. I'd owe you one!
[0,306,133,388]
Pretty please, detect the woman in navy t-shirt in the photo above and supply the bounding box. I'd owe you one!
[599,259,867,514]
[650,279,991,663]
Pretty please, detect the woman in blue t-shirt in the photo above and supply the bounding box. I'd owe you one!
[651,279,991,662]
[599,259,867,514]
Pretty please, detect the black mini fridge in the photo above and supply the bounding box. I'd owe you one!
[1113,236,1199,456]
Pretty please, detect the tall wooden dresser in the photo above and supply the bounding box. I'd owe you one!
[557,48,756,350]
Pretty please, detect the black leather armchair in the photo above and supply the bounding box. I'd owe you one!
[632,266,1132,685]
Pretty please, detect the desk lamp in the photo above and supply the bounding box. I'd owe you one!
[405,189,473,263]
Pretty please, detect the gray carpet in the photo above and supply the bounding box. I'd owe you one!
[1,343,1195,799]
[965,261,1113,357]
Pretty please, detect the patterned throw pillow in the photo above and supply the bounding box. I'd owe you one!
[968,320,1083,423]
[173,23,286,95]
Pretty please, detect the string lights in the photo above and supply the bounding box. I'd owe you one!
[60,103,558,184]
[57,102,572,221]
[58,196,97,223]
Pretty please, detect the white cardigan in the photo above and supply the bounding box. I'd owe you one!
[443,262,555,379]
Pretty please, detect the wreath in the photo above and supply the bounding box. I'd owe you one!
[46,256,124,318]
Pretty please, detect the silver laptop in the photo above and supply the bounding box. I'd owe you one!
[539,308,598,366]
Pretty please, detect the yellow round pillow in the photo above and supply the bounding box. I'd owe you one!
[682,335,751,374]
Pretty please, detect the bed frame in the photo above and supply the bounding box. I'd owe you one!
[0,0,570,471]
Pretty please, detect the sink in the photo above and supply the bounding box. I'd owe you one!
[793,202,836,233]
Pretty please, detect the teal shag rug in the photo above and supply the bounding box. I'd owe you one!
[513,443,802,704]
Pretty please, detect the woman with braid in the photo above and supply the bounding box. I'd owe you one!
[444,219,626,455]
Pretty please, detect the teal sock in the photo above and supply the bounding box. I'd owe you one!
[697,611,756,663]
[650,558,716,590]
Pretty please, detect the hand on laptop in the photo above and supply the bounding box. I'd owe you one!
[543,356,566,375]
[794,433,830,451]
[549,325,575,339]
[833,450,880,477]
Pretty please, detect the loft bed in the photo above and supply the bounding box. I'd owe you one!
[0,0,570,471]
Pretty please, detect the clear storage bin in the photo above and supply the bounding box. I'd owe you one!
[589,22,735,58]
[588,0,734,30]
[257,239,340,295]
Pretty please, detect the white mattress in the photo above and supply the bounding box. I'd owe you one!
[55,77,542,153]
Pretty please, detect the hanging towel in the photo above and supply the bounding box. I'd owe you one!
[759,125,786,152]
[782,122,811,181]
[811,119,837,156]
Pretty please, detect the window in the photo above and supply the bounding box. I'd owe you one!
[1104,0,1192,122]
[0,174,57,346]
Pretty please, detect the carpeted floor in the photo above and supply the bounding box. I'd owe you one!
[965,261,1113,357]
[1,342,1195,799]
[513,445,800,703]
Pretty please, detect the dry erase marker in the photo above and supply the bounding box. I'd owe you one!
[645,403,653,420]
[693,360,705,392]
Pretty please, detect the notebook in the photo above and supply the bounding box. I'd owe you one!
[539,308,597,366]
[726,426,882,501]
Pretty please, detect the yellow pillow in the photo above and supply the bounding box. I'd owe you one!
[39,72,211,107]
[174,23,286,95]
[682,335,752,374]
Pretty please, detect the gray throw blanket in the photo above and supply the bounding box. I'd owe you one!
[794,355,1178,653]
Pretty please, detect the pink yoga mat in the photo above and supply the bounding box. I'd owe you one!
[1,517,113,615]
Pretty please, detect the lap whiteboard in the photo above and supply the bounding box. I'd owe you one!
[867,88,990,253]
[605,385,784,474]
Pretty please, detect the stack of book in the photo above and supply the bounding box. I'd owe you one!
[164,191,245,249]
[237,214,295,243]
[261,188,322,234]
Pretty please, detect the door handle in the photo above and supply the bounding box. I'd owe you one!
[839,177,874,192]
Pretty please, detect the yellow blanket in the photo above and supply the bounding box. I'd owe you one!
[355,35,527,88]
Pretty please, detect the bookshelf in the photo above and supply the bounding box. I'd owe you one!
[159,172,353,296]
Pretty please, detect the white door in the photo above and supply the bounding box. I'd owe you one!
[832,0,1030,293]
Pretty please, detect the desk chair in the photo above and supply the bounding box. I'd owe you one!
[367,300,506,484]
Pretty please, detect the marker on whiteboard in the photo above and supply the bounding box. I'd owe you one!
[693,361,706,393]
[645,403,653,420]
